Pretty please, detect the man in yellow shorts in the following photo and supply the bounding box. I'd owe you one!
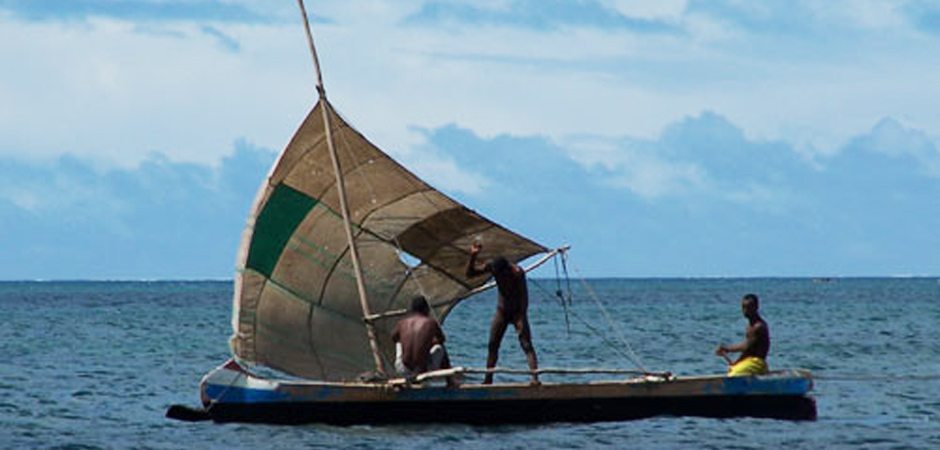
[715,293,770,376]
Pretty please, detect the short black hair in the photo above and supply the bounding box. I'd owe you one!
[742,293,759,308]
[410,296,430,315]
[489,256,510,275]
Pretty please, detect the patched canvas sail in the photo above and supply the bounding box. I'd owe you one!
[229,99,547,381]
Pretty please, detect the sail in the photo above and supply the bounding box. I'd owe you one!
[229,99,548,381]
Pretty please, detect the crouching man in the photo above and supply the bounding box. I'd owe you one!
[392,296,458,387]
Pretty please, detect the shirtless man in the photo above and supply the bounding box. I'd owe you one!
[466,242,539,385]
[391,296,457,387]
[715,293,770,376]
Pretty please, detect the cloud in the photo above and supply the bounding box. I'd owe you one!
[560,111,809,213]
[563,135,706,199]
[903,0,940,34]
[2,0,940,284]
[200,25,240,52]
[841,117,940,177]
[3,0,939,178]
[403,156,490,197]
[423,114,940,276]
[403,0,682,33]
[2,111,940,279]
[684,0,911,36]
[685,0,818,35]
[0,16,314,167]
[0,141,276,279]
[0,0,272,24]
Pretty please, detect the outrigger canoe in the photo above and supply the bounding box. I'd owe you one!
[192,359,816,424]
[167,0,816,425]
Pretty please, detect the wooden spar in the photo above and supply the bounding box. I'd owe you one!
[296,0,386,377]
[364,245,571,322]
[388,365,672,385]
[439,245,571,308]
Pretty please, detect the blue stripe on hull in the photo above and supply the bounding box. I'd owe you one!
[204,384,293,404]
[204,377,811,405]
[715,376,812,396]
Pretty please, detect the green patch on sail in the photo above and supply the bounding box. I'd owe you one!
[247,183,318,278]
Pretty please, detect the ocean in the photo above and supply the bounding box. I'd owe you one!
[2,278,938,449]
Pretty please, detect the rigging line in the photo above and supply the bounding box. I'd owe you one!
[568,262,648,373]
[434,246,570,309]
[378,268,413,312]
[561,249,573,306]
[553,252,561,290]
[204,366,245,414]
[552,255,571,334]
[813,374,940,381]
[395,238,431,300]
[365,246,569,321]
[528,277,641,368]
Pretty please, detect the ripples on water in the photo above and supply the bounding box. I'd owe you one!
[1,279,938,449]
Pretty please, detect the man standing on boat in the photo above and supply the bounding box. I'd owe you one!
[715,293,770,376]
[392,296,458,387]
[466,242,540,385]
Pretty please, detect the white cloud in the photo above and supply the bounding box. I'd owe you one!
[2,187,41,212]
[829,0,908,29]
[604,0,687,20]
[2,0,939,186]
[864,119,928,157]
[848,117,940,177]
[405,155,490,196]
[0,16,312,166]
[562,135,705,199]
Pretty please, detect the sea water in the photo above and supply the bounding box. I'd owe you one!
[1,278,938,449]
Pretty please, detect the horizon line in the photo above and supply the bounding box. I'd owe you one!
[1,275,938,283]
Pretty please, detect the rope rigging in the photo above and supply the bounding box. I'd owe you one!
[551,254,572,334]
[813,373,940,381]
[529,250,651,375]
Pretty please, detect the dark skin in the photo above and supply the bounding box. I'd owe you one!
[466,242,539,385]
[715,297,770,366]
[391,311,452,377]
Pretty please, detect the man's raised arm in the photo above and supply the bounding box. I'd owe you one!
[465,242,488,278]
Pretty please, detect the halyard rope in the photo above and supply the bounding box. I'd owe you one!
[528,253,650,374]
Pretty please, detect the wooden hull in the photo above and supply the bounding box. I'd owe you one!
[198,360,817,424]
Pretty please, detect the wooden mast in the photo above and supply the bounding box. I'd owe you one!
[296,0,386,377]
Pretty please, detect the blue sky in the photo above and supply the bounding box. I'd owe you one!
[1,0,938,279]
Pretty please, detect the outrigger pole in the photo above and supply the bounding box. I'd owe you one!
[296,0,386,377]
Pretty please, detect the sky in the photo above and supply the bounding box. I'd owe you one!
[1,0,939,279]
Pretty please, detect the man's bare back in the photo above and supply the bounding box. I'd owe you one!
[392,313,444,373]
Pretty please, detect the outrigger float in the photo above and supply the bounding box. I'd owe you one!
[168,0,816,424]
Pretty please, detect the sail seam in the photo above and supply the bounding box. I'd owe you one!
[265,274,384,327]
[328,101,547,253]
